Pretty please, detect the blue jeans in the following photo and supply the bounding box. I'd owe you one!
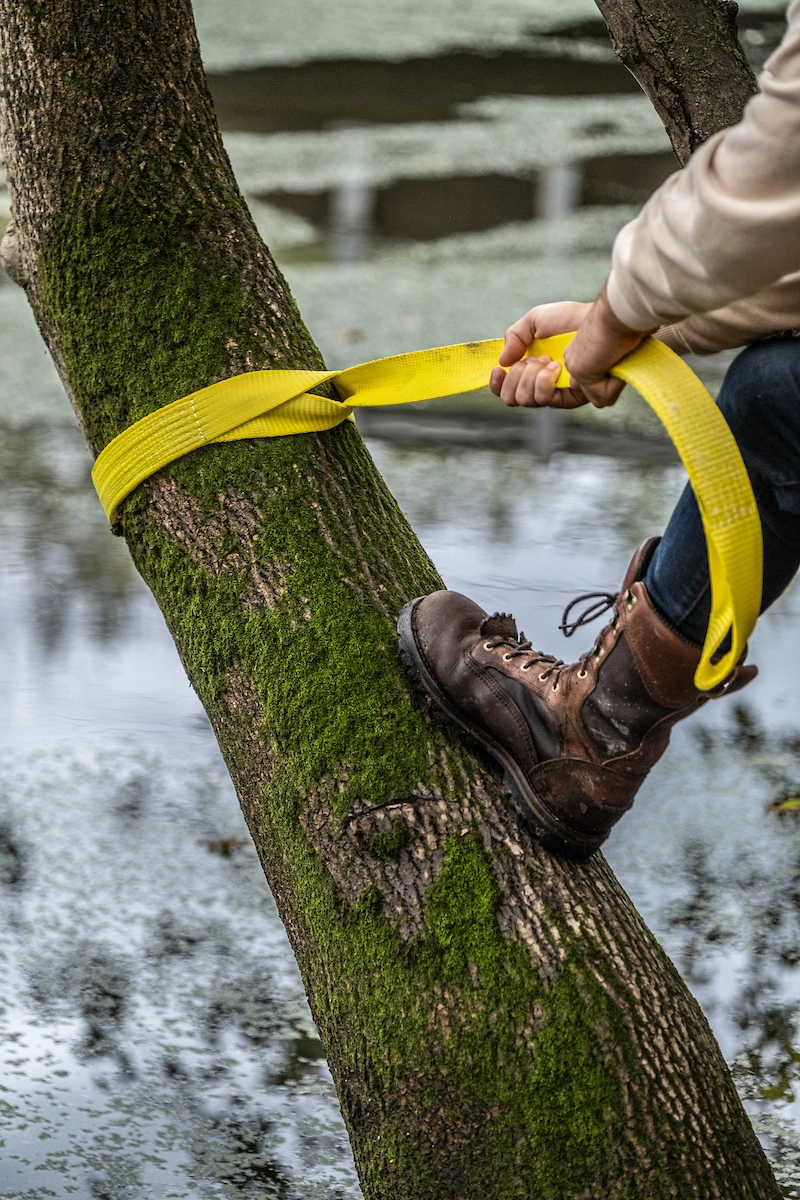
[644,334,800,647]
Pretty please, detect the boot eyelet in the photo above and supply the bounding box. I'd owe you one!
[483,642,494,652]
[578,669,587,678]
[552,681,559,692]
[521,663,531,671]
[502,653,513,662]
[538,672,548,681]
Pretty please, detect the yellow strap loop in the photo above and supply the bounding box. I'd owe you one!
[91,333,762,692]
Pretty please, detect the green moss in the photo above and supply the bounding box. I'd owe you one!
[40,195,252,448]
[37,148,326,456]
[370,819,412,859]
[119,433,439,811]
[264,823,674,1198]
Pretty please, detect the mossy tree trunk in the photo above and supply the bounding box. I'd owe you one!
[0,0,781,1196]
[594,0,758,164]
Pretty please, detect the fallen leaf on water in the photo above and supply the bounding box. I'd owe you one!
[768,796,800,816]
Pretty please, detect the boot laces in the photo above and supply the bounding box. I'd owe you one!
[559,591,617,637]
[485,590,620,686]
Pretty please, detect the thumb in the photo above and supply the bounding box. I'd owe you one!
[498,317,536,367]
[499,330,529,367]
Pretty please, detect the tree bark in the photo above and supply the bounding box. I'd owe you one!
[593,0,759,163]
[0,1,781,1197]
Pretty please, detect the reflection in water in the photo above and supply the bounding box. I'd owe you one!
[537,161,582,221]
[259,151,677,247]
[0,753,359,1199]
[329,129,374,264]
[0,422,136,651]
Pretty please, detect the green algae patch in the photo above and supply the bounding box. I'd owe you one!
[769,795,800,817]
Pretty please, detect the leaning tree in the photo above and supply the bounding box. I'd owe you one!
[0,0,780,1196]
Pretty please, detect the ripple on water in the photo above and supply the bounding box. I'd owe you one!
[0,750,361,1199]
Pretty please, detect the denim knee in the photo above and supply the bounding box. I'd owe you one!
[644,336,800,643]
[716,338,800,517]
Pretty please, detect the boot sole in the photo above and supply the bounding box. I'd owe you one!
[397,599,601,861]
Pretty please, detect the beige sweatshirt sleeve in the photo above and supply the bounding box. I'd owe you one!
[656,270,800,354]
[607,0,800,333]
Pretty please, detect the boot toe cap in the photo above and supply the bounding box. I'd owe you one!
[404,590,488,668]
[398,590,491,686]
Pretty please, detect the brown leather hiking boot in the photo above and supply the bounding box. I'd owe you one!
[397,538,757,858]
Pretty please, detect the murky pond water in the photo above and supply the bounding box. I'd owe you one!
[4,1,800,1196]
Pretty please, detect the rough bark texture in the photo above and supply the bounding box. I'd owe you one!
[0,1,781,1197]
[594,0,759,163]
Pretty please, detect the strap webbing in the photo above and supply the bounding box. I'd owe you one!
[91,333,762,691]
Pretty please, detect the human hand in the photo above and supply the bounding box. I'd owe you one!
[563,284,655,408]
[490,288,655,410]
[489,301,592,409]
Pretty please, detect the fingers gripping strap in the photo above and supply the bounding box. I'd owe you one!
[91,333,762,692]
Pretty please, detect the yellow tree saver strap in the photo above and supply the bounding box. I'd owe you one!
[90,341,507,523]
[91,333,762,692]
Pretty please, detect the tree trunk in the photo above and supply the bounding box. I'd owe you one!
[594,0,759,164]
[0,1,781,1196]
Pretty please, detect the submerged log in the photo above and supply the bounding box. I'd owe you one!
[0,0,780,1195]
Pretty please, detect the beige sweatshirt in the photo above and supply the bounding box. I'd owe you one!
[606,0,800,354]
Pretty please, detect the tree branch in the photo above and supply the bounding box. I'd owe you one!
[594,0,759,162]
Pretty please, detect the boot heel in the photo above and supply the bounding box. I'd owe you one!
[502,772,597,862]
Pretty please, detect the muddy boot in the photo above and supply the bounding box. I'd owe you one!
[397,538,756,859]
